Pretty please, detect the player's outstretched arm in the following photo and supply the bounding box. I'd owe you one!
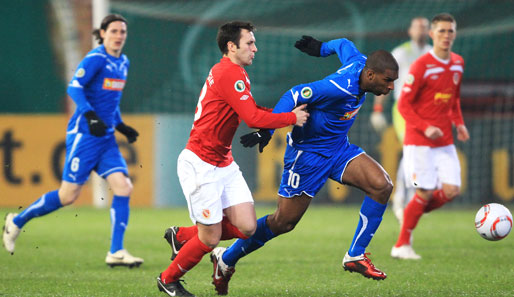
[294,35,322,57]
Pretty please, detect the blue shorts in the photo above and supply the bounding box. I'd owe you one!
[62,133,128,184]
[278,137,364,198]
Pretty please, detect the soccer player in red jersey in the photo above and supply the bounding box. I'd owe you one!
[156,21,309,296]
[391,13,470,260]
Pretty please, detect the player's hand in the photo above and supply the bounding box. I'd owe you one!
[292,104,309,127]
[370,111,387,133]
[116,122,139,143]
[294,35,322,57]
[240,129,271,153]
[424,125,443,140]
[84,110,107,137]
[456,125,470,142]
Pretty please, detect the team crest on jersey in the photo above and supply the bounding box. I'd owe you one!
[103,78,126,91]
[75,68,85,78]
[234,80,245,92]
[405,74,414,85]
[453,73,460,85]
[301,87,313,99]
[339,106,361,120]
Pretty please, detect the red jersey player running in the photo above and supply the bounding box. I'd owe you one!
[156,21,309,296]
[391,13,470,260]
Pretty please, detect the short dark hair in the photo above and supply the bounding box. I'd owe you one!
[431,13,456,28]
[92,14,127,44]
[216,21,255,54]
[364,50,399,74]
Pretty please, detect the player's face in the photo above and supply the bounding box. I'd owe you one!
[430,21,456,52]
[370,68,398,96]
[234,29,258,66]
[101,21,127,57]
[409,18,429,44]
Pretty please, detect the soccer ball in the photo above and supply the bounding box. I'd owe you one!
[475,203,513,241]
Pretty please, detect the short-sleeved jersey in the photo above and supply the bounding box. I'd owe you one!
[398,50,465,147]
[66,45,129,134]
[186,57,296,167]
[273,38,368,157]
[391,41,431,100]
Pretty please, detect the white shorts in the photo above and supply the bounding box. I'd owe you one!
[177,149,254,225]
[403,144,461,190]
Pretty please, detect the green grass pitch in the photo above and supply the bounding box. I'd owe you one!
[1,205,513,296]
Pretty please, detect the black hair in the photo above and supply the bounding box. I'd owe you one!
[216,21,255,54]
[92,14,127,44]
[364,50,399,74]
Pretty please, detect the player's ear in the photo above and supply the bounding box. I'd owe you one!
[366,69,375,81]
[227,41,237,53]
[100,29,106,39]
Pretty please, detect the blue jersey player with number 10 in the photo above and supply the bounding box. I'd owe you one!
[3,14,143,268]
[210,36,399,293]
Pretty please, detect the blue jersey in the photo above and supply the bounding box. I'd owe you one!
[274,38,367,157]
[66,45,129,135]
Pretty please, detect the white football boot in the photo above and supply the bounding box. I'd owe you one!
[105,249,144,268]
[391,244,421,260]
[3,213,21,254]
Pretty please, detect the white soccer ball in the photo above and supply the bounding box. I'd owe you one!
[475,203,513,241]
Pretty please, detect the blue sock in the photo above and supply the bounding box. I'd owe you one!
[109,195,130,254]
[222,215,276,267]
[348,196,387,257]
[13,190,62,228]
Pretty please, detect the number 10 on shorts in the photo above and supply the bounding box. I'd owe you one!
[288,170,300,189]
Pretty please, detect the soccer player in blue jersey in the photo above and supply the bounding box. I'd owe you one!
[165,36,398,293]
[2,14,143,267]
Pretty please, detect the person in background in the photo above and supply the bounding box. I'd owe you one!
[3,14,143,268]
[391,13,469,260]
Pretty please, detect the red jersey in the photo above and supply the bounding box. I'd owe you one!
[186,57,296,167]
[398,50,465,147]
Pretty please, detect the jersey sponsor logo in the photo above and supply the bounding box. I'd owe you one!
[202,209,210,219]
[240,94,249,101]
[434,92,452,104]
[300,87,313,99]
[453,73,460,85]
[339,106,361,120]
[75,68,85,78]
[405,74,414,85]
[234,80,245,92]
[103,78,126,91]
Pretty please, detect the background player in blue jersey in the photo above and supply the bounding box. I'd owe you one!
[2,14,143,267]
[165,36,399,293]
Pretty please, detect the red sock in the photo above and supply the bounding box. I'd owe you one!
[220,216,249,240]
[395,194,428,247]
[161,235,212,284]
[176,225,198,244]
[424,189,451,213]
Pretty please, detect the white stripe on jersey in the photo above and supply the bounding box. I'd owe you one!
[329,80,357,99]
[68,79,83,88]
[66,114,82,134]
[450,65,463,72]
[423,67,445,79]
[86,52,106,59]
[68,133,83,159]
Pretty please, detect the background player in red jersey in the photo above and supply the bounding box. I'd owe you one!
[156,21,309,296]
[391,13,470,260]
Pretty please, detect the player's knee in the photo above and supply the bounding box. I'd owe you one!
[113,179,133,196]
[58,188,80,206]
[239,222,257,238]
[372,175,393,204]
[443,186,460,200]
